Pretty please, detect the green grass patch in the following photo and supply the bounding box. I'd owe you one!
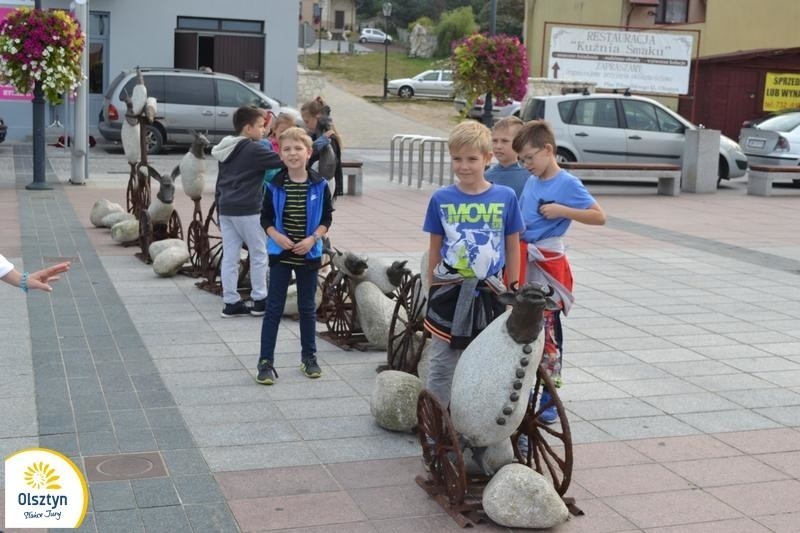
[307,52,448,84]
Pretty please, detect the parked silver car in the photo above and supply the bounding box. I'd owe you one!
[358,28,391,44]
[387,70,454,99]
[99,67,291,154]
[739,111,800,168]
[454,96,521,122]
[521,93,748,181]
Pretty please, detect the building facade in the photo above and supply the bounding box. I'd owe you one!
[0,0,299,141]
[299,0,356,35]
[523,0,800,135]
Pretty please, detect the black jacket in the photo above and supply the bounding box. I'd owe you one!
[212,136,283,216]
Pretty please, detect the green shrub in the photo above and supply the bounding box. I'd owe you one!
[434,7,478,58]
[407,16,435,32]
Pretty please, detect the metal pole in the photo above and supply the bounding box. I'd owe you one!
[481,0,497,128]
[27,0,51,190]
[317,23,322,67]
[70,0,89,185]
[383,30,389,98]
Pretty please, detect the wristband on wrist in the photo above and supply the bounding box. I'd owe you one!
[20,271,29,293]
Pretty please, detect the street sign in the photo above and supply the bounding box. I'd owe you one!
[548,26,694,95]
[299,21,316,48]
[763,72,800,112]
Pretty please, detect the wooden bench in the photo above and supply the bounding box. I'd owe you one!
[341,160,363,196]
[747,164,800,196]
[561,163,682,196]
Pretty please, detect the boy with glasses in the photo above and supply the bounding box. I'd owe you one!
[513,120,606,423]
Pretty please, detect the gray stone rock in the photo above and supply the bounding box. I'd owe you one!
[90,199,124,227]
[370,370,423,432]
[110,219,140,244]
[450,312,544,447]
[148,238,187,260]
[153,246,190,277]
[464,439,515,476]
[100,211,135,228]
[355,281,402,350]
[417,339,431,384]
[483,463,569,529]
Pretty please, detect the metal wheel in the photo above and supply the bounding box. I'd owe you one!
[126,168,150,215]
[512,367,573,496]
[387,273,428,374]
[417,390,467,507]
[187,216,207,272]
[138,209,153,261]
[321,269,358,340]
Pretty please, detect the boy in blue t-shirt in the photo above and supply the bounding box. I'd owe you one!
[513,120,606,423]
[485,116,530,199]
[422,120,524,405]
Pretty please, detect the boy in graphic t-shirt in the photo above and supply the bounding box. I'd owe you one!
[513,120,606,424]
[422,120,524,405]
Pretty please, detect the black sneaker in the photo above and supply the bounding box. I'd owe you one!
[221,300,250,318]
[300,357,322,378]
[250,298,266,317]
[256,360,278,385]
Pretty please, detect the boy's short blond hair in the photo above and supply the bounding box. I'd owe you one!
[512,120,557,153]
[449,120,492,154]
[278,126,313,150]
[493,116,523,132]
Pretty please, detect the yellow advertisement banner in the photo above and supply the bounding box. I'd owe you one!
[764,72,800,112]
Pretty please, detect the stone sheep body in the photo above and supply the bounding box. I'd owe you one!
[173,132,210,201]
[120,98,140,165]
[364,259,410,295]
[146,170,176,224]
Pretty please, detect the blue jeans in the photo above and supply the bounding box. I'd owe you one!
[259,262,318,364]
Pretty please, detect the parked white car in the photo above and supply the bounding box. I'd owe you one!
[739,111,800,168]
[520,92,748,181]
[454,96,521,122]
[358,28,391,44]
[387,70,454,99]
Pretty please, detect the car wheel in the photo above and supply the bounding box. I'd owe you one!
[358,37,366,43]
[717,155,729,187]
[144,124,164,155]
[398,86,414,99]
[556,148,576,163]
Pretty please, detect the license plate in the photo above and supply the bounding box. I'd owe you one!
[746,138,766,149]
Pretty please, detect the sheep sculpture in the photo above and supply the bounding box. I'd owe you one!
[172,131,210,201]
[120,98,140,165]
[146,170,176,224]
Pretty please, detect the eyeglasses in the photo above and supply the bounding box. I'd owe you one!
[518,149,543,165]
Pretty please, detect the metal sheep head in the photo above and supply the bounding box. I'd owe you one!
[151,169,176,204]
[498,282,560,345]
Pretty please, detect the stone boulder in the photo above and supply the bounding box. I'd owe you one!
[100,211,135,228]
[464,439,515,476]
[370,370,423,432]
[148,238,187,260]
[153,246,189,277]
[450,312,545,447]
[482,464,569,529]
[90,199,124,227]
[355,281,402,350]
[110,219,140,244]
[416,339,431,384]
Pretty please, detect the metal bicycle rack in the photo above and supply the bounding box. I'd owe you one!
[390,134,454,189]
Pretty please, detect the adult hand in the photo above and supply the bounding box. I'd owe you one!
[28,261,71,292]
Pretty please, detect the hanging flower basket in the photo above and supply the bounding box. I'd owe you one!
[451,33,529,115]
[0,7,85,104]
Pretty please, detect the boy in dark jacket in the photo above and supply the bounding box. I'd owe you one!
[257,127,333,385]
[212,107,283,318]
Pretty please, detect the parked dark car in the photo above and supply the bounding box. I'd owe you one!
[0,116,7,143]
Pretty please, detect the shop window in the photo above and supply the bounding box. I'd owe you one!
[655,0,689,24]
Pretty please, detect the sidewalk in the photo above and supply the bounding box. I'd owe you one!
[2,121,800,532]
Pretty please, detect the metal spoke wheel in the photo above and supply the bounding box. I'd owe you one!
[511,367,573,496]
[126,168,151,215]
[416,390,468,507]
[387,273,428,374]
[186,212,207,273]
[321,269,358,341]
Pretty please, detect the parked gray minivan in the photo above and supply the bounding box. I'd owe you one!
[99,68,286,154]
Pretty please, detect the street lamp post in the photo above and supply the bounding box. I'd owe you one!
[27,0,51,190]
[481,0,497,127]
[382,2,392,99]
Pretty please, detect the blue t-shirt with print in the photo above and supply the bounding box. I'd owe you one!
[519,169,596,243]
[423,184,524,279]
[485,162,530,199]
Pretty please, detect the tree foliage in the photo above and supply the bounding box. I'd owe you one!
[434,6,478,58]
[478,0,524,38]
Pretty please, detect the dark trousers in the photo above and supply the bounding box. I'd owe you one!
[259,262,318,364]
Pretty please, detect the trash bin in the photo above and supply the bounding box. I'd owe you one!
[681,129,720,193]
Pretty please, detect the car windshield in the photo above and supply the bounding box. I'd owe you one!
[757,113,800,132]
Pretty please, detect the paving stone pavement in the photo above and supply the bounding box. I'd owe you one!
[2,113,800,531]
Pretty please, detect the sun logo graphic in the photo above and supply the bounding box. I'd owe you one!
[5,448,88,529]
[24,462,62,490]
